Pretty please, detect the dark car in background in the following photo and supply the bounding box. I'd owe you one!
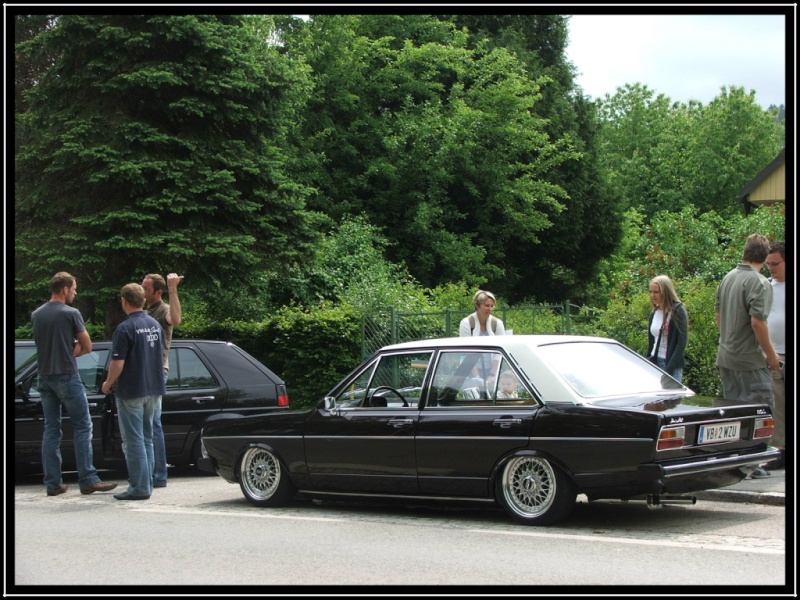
[14,339,288,472]
[199,335,778,526]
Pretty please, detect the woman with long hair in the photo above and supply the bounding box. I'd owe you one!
[647,275,689,382]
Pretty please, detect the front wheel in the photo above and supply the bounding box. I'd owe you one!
[495,455,576,526]
[238,446,295,507]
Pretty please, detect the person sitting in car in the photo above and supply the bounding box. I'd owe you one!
[496,370,519,399]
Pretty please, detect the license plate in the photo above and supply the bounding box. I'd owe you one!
[698,421,741,444]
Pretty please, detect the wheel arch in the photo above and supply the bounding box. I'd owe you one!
[489,448,576,499]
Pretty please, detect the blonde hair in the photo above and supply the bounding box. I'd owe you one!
[472,289,497,309]
[649,275,680,316]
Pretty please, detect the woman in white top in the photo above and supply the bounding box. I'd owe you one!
[646,275,688,382]
[459,290,506,337]
[458,290,506,393]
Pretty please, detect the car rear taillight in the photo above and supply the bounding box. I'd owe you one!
[657,426,685,451]
[277,384,289,407]
[753,417,774,439]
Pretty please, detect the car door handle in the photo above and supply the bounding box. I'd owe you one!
[191,396,216,404]
[493,418,522,428]
[388,418,414,427]
[87,403,98,408]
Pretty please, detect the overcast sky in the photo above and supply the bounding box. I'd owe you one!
[565,14,787,109]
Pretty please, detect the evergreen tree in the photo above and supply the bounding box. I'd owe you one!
[15,15,322,334]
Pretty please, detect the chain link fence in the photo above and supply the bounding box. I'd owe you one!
[361,302,593,358]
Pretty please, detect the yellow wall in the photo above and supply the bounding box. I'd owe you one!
[749,163,785,204]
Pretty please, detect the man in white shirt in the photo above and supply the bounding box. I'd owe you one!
[765,241,786,471]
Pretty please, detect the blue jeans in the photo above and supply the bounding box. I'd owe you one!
[116,394,158,497]
[152,372,168,486]
[39,374,101,491]
[655,357,683,383]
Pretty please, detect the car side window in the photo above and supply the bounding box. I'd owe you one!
[76,350,110,394]
[365,352,431,408]
[168,348,217,389]
[15,346,37,376]
[335,352,432,409]
[430,351,532,407]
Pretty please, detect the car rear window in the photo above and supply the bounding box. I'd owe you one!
[167,347,218,389]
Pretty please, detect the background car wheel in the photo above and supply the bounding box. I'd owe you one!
[496,455,576,526]
[238,446,295,507]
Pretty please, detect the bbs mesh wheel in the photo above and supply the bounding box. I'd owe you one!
[238,446,295,507]
[496,455,576,526]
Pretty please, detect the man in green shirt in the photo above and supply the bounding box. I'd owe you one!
[715,234,781,479]
[142,272,183,488]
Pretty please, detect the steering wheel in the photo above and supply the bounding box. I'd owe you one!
[371,386,408,407]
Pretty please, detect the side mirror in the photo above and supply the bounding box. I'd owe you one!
[16,381,30,402]
[323,396,336,411]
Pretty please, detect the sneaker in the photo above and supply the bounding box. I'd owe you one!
[762,451,785,471]
[114,492,150,501]
[748,466,771,479]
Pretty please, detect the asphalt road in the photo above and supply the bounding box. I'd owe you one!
[10,467,789,593]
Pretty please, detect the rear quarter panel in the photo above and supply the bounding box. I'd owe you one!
[528,405,661,474]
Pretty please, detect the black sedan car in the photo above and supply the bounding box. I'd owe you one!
[199,335,779,526]
[14,339,288,472]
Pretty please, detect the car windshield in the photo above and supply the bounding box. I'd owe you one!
[537,340,688,400]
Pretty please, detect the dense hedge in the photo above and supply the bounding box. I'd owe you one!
[176,304,363,409]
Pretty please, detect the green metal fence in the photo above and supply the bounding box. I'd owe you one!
[361,302,587,358]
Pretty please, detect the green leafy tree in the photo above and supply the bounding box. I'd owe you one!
[282,14,604,304]
[266,215,428,313]
[452,15,622,303]
[597,83,784,219]
[15,15,321,334]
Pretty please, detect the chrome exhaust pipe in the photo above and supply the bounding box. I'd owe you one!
[646,494,697,508]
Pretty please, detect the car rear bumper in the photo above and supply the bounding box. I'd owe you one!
[659,446,781,478]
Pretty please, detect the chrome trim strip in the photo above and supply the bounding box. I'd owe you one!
[203,435,303,440]
[297,489,495,503]
[661,448,781,476]
[203,434,650,442]
[661,415,766,428]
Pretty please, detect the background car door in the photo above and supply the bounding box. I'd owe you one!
[14,348,111,467]
[416,350,539,497]
[304,351,433,495]
[160,345,227,458]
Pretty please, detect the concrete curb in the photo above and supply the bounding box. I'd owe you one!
[693,489,785,506]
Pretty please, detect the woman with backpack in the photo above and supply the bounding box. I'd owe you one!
[459,290,506,337]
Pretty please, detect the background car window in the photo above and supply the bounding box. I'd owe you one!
[168,348,217,389]
[15,346,37,376]
[76,350,110,394]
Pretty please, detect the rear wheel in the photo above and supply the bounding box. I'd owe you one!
[496,455,576,526]
[238,446,295,507]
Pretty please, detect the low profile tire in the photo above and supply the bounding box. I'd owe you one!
[496,455,576,526]
[238,446,295,508]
